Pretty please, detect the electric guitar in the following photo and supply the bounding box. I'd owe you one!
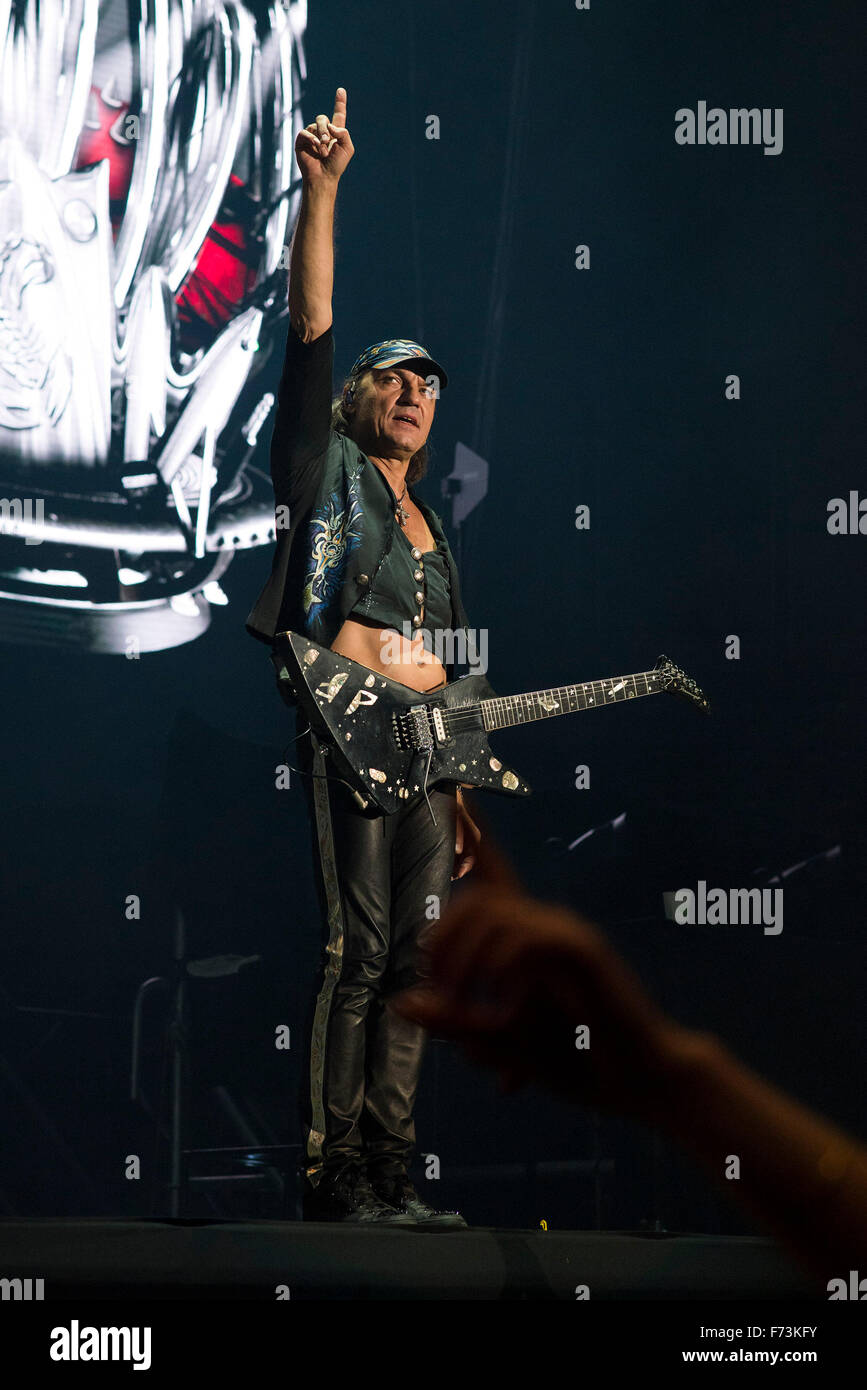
[273,630,709,817]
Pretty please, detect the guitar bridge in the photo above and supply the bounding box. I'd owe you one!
[393,703,442,752]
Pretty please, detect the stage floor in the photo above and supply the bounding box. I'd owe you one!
[0,1220,821,1300]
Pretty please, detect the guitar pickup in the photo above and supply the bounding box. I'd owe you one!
[432,706,447,745]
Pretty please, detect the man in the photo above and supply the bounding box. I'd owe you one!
[246,88,480,1228]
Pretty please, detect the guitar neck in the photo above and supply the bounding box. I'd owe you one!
[480,670,665,732]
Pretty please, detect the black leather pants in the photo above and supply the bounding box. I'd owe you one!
[295,719,457,1191]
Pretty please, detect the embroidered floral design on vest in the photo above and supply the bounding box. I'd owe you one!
[302,474,363,635]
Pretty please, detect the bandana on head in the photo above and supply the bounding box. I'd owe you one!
[348,337,448,390]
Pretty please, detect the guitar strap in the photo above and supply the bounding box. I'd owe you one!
[303,727,343,1184]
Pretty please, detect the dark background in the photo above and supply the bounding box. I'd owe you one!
[1,0,864,1233]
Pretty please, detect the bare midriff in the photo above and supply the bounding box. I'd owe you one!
[330,613,447,692]
[330,494,448,692]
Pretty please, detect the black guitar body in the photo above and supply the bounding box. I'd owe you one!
[274,631,532,815]
[274,631,708,818]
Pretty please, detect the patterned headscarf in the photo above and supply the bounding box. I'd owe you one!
[347,338,448,394]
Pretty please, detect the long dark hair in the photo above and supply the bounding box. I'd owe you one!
[330,372,430,485]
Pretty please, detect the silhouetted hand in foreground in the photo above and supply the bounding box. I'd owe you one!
[391,805,867,1285]
[391,803,702,1119]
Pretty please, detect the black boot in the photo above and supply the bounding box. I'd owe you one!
[302,1165,417,1226]
[368,1171,468,1231]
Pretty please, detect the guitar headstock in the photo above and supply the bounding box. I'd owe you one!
[654,655,709,712]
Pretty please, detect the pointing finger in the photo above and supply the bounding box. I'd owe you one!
[332,86,347,126]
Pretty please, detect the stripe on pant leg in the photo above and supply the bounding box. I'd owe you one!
[305,729,347,1184]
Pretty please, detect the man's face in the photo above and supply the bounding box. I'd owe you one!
[345,364,437,461]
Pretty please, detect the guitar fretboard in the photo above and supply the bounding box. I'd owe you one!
[479,671,664,732]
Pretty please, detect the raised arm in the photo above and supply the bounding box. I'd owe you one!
[269,88,355,509]
[288,86,354,342]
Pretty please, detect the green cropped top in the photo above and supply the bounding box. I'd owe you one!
[350,520,453,642]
